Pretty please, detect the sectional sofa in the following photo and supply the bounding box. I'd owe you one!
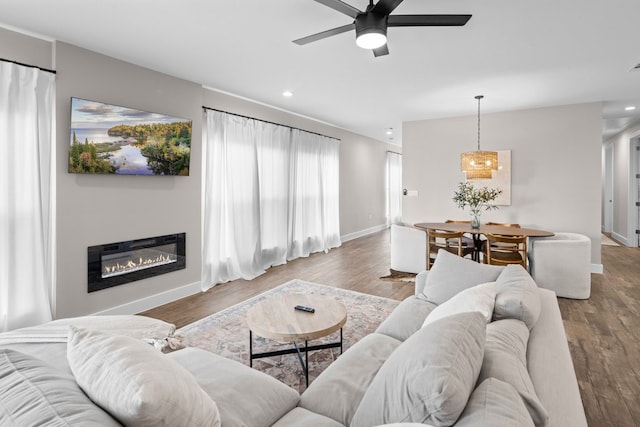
[0,249,587,426]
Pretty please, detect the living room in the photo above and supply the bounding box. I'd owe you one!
[1,1,639,426]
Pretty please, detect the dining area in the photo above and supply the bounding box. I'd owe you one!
[389,221,592,300]
[414,221,554,270]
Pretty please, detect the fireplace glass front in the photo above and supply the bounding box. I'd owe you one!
[88,233,185,292]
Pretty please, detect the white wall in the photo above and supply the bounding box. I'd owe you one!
[605,121,640,245]
[403,103,602,266]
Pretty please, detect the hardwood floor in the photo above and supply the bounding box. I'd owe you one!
[140,229,640,427]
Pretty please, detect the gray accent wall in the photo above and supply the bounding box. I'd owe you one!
[402,103,602,265]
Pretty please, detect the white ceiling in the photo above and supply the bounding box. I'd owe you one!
[2,0,640,145]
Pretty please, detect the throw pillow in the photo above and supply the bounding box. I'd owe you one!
[455,378,535,427]
[477,319,549,425]
[66,326,221,427]
[422,249,504,304]
[350,312,486,427]
[422,281,496,327]
[493,264,542,329]
[0,348,121,426]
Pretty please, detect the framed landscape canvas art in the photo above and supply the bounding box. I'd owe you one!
[68,97,192,176]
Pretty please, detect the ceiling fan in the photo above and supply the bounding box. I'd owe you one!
[293,0,471,57]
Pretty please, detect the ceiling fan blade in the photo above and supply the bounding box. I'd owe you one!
[373,44,389,57]
[371,0,404,16]
[388,14,472,27]
[314,0,362,18]
[293,23,355,45]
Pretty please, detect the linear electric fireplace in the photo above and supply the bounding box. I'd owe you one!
[88,233,186,293]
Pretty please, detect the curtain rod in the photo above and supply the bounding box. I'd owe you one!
[387,150,402,155]
[1,57,56,75]
[202,106,339,141]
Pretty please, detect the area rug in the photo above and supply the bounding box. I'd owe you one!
[178,280,400,392]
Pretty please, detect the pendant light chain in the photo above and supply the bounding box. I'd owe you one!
[476,95,483,151]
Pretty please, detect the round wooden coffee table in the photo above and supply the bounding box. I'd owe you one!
[246,293,347,387]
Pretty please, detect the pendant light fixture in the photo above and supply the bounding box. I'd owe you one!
[460,95,498,180]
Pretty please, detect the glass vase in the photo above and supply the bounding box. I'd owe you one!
[470,209,481,229]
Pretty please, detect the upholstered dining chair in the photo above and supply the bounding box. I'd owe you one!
[482,232,528,268]
[427,229,475,270]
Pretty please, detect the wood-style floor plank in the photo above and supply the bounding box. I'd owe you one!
[140,230,640,427]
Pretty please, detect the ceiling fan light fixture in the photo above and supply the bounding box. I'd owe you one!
[356,31,387,49]
[355,13,387,49]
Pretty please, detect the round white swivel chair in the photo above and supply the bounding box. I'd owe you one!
[529,232,591,299]
[390,224,427,274]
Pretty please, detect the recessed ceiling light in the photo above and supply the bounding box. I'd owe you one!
[625,106,636,111]
[282,91,293,97]
[386,128,393,135]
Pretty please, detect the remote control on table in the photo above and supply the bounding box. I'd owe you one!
[294,305,315,313]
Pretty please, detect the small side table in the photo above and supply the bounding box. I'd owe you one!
[246,293,347,387]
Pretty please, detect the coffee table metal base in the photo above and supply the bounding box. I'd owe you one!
[249,328,343,387]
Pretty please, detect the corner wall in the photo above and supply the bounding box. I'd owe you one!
[55,42,204,317]
[403,103,602,266]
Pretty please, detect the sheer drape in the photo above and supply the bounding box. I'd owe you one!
[0,62,55,332]
[386,151,402,225]
[202,110,341,290]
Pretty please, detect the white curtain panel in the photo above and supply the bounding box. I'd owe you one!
[0,62,55,332]
[288,129,341,259]
[386,151,402,225]
[202,111,341,290]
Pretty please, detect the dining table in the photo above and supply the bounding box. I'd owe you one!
[414,222,554,263]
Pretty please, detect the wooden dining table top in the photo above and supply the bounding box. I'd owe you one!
[414,222,554,237]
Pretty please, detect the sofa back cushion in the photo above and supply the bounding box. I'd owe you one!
[422,250,504,304]
[0,348,121,426]
[478,319,549,425]
[350,312,486,427]
[455,378,535,427]
[493,265,541,329]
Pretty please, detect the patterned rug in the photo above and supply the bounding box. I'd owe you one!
[178,280,400,393]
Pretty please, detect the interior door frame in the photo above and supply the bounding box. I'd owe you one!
[603,142,614,233]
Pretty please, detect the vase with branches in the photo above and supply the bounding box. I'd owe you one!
[452,181,503,228]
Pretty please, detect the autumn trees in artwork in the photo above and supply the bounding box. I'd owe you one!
[68,121,191,175]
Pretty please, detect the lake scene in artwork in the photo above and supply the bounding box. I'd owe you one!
[69,98,191,175]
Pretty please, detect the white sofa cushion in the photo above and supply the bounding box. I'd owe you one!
[478,319,549,425]
[67,326,220,427]
[493,265,541,329]
[422,281,496,327]
[455,378,535,427]
[0,348,121,426]
[422,250,504,304]
[351,312,486,427]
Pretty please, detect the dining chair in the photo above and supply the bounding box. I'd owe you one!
[427,228,475,270]
[444,219,477,258]
[483,232,528,268]
[481,222,522,260]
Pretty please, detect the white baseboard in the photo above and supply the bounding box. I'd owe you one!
[591,264,604,274]
[611,231,632,247]
[91,281,202,316]
[341,223,388,242]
